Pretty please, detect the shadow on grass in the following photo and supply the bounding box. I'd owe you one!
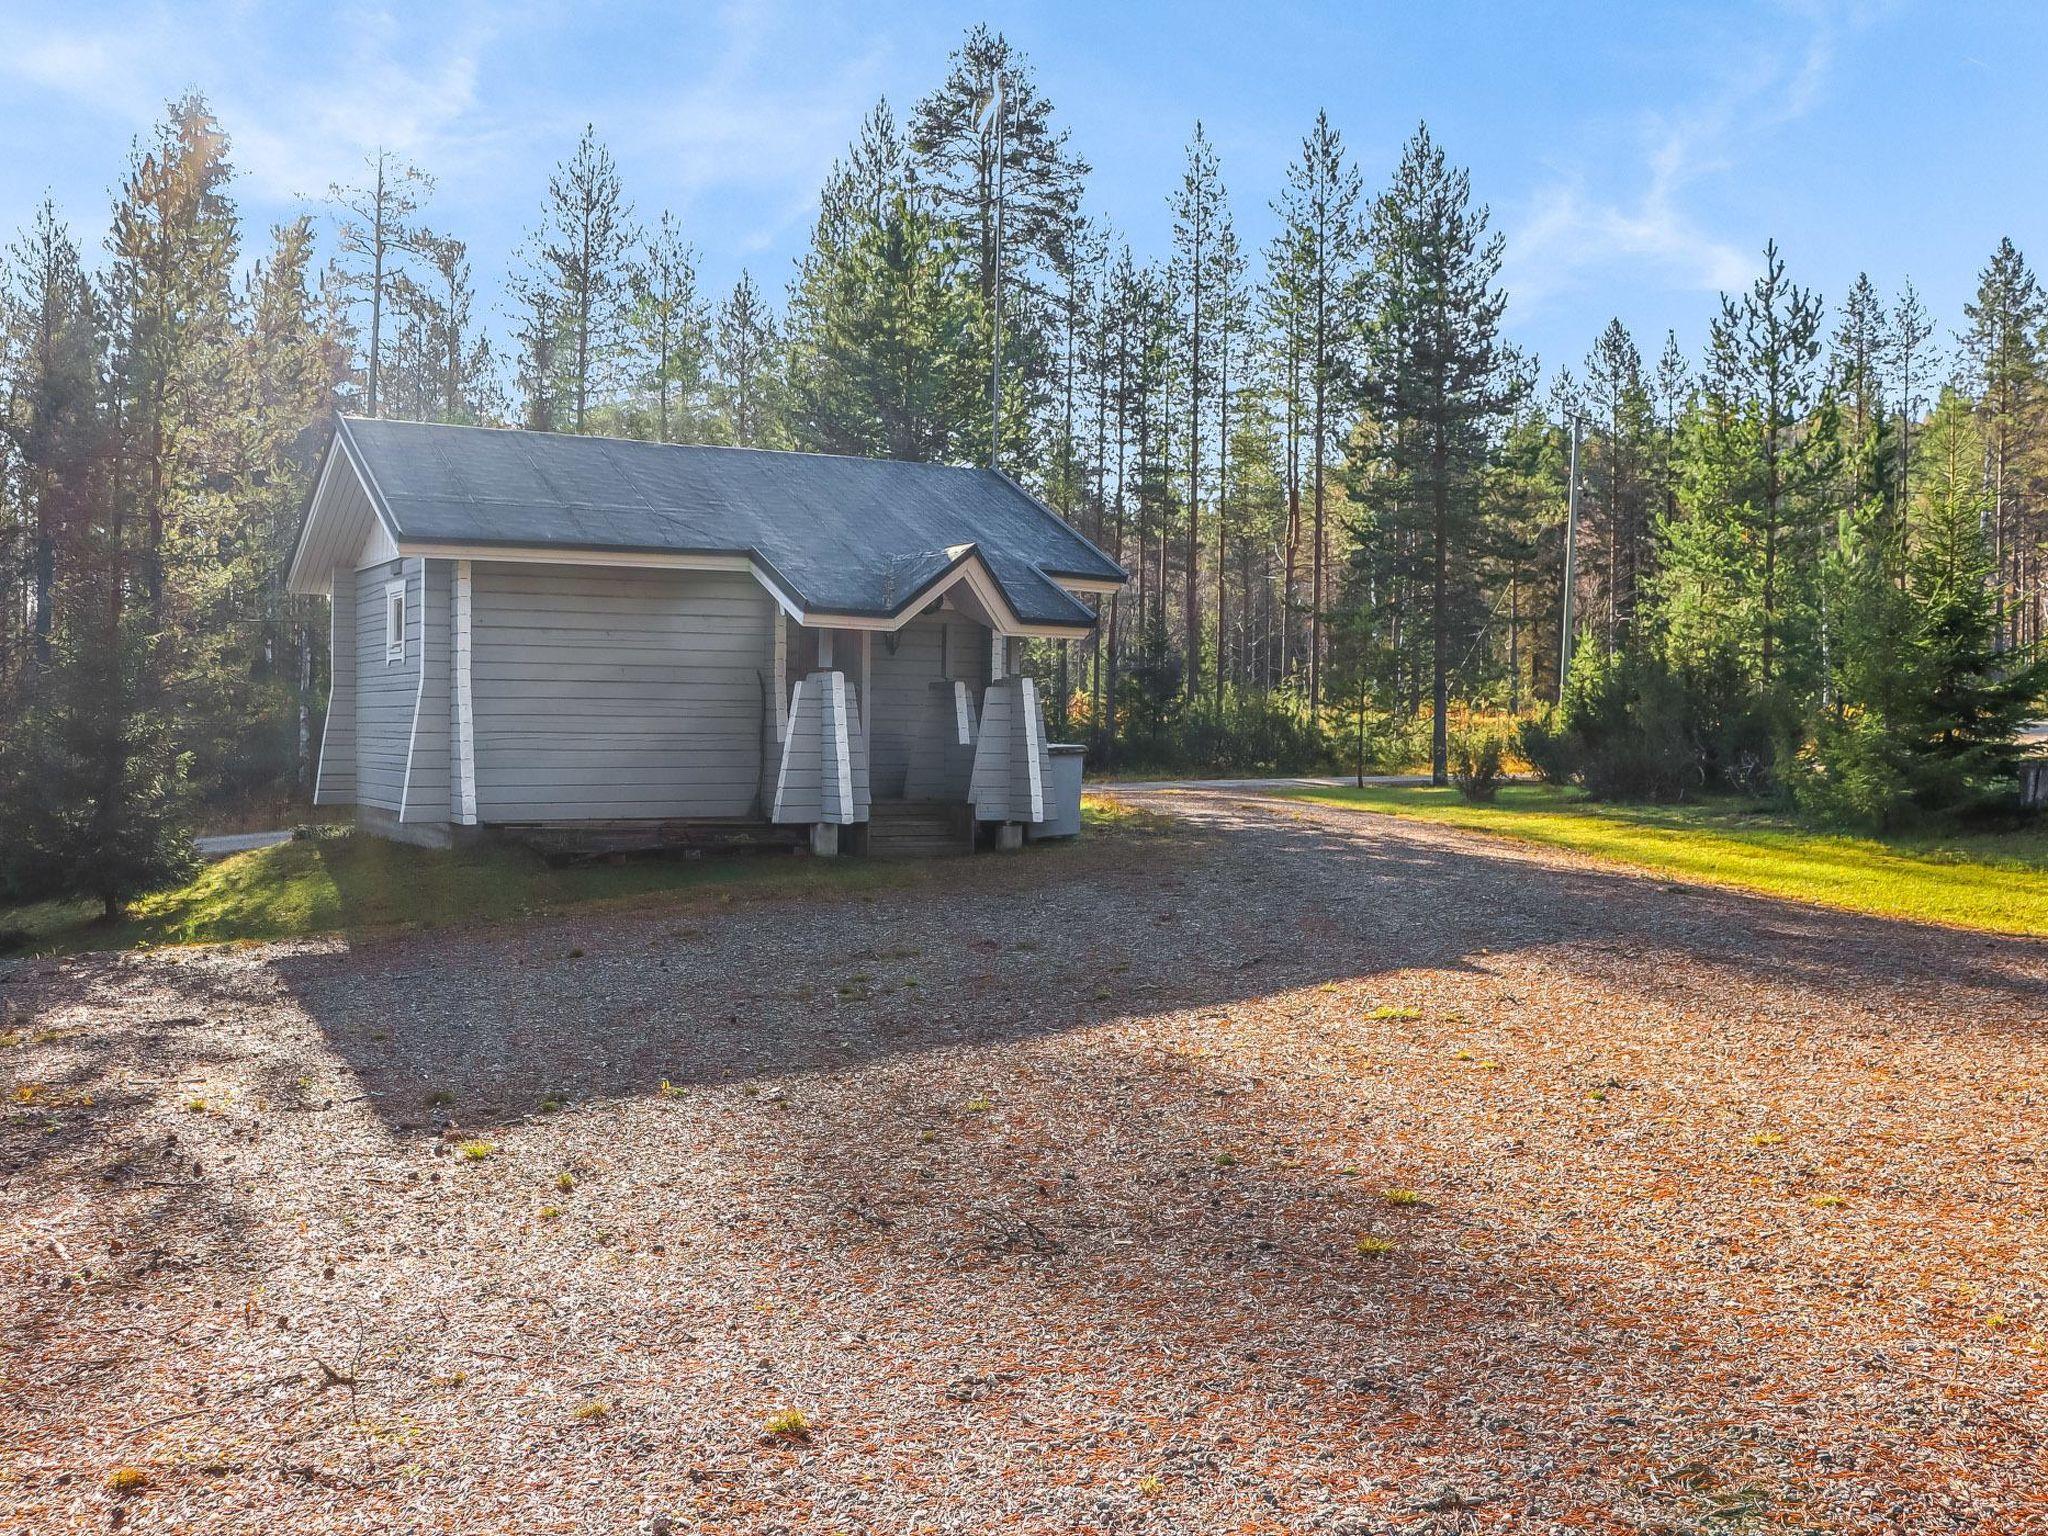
[5,801,1161,962]
[2,833,935,959]
[1280,782,2048,936]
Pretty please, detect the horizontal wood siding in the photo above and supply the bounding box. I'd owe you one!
[470,563,774,821]
[353,557,418,813]
[870,612,986,800]
[314,572,357,804]
[401,559,450,824]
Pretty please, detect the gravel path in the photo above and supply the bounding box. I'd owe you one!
[193,830,293,859]
[4,789,2045,1534]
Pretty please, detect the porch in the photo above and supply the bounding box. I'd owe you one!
[768,598,1072,857]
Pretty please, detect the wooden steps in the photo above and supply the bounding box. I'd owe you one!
[864,799,971,858]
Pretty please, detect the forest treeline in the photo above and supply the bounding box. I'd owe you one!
[2,25,2043,912]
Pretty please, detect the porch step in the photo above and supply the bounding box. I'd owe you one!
[866,799,971,857]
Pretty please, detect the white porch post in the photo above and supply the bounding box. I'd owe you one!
[772,619,789,741]
[860,631,873,764]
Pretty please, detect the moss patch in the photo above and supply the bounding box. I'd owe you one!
[1,832,928,957]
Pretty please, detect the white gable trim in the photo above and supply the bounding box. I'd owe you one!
[286,429,405,596]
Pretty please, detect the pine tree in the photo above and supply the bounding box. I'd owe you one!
[414,234,496,424]
[0,201,102,686]
[785,192,985,462]
[1210,216,1249,702]
[910,26,1085,461]
[189,216,341,802]
[1168,123,1224,696]
[106,93,239,626]
[1356,124,1520,783]
[1831,273,1890,444]
[626,211,709,442]
[1897,390,2039,814]
[1889,278,1935,495]
[1664,241,1838,695]
[1800,385,2041,827]
[327,149,434,418]
[1962,239,2044,647]
[1581,319,1658,648]
[710,270,782,447]
[0,609,197,917]
[510,284,563,432]
[523,126,637,432]
[1266,112,1362,710]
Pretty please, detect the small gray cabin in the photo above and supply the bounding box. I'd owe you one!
[286,416,1127,855]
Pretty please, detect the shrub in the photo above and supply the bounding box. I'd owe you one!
[1533,638,1783,803]
[1516,711,1580,786]
[1450,727,1506,803]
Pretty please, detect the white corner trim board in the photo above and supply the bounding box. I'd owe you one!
[400,563,428,820]
[1020,675,1045,821]
[773,622,789,742]
[771,678,805,822]
[313,586,342,802]
[830,670,855,822]
[451,559,477,825]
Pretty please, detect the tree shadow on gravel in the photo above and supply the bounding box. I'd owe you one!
[7,796,2043,1528]
[252,790,2048,1139]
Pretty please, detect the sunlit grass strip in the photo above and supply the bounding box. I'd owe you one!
[2,830,926,956]
[1279,783,2048,937]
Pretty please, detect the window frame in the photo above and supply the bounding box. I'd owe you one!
[384,579,407,664]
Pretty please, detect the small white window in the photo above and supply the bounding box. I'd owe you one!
[385,580,407,663]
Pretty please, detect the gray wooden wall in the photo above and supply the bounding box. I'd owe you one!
[401,560,451,824]
[867,611,991,800]
[314,574,357,805]
[352,557,420,813]
[467,562,775,821]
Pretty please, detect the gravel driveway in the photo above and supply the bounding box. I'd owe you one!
[4,789,2045,1534]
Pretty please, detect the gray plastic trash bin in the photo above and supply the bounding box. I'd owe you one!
[1029,743,1087,839]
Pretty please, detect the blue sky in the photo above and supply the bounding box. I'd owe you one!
[1,0,2041,382]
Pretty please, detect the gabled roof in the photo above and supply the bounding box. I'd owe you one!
[289,416,1125,633]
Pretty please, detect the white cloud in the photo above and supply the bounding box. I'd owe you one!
[620,1,891,251]
[1503,0,1858,316]
[0,2,523,199]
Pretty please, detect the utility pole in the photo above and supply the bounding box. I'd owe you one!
[1559,412,1582,702]
[984,74,1007,470]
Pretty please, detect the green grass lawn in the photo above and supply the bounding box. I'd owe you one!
[1278,782,2048,936]
[0,833,931,958]
[0,799,1146,958]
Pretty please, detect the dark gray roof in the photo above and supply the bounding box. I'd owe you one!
[332,416,1123,628]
